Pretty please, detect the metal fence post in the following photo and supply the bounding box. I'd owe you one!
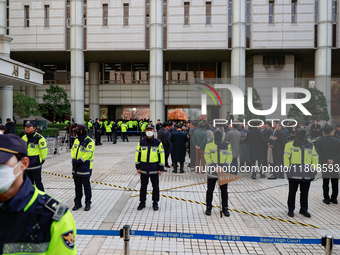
[324,235,334,255]
[123,225,130,255]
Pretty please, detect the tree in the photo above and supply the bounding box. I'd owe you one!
[40,85,71,123]
[331,81,340,116]
[168,109,187,120]
[238,87,265,122]
[287,87,329,122]
[13,92,40,118]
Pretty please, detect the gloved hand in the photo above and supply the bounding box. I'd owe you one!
[41,160,45,165]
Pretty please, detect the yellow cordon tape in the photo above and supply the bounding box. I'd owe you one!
[42,171,320,229]
[130,182,207,198]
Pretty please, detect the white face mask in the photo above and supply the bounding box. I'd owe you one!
[0,161,22,194]
[146,131,154,137]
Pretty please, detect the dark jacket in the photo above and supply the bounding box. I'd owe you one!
[193,128,207,150]
[158,128,170,149]
[94,122,101,132]
[244,127,265,161]
[311,124,322,138]
[273,129,286,159]
[170,130,188,163]
[156,123,163,132]
[315,136,340,178]
[5,122,16,134]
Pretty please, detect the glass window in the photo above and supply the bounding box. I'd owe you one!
[315,0,318,48]
[333,0,338,47]
[24,5,29,27]
[246,0,251,48]
[184,2,189,25]
[56,63,67,84]
[103,4,108,26]
[121,63,132,84]
[291,0,297,24]
[132,63,148,84]
[44,5,49,27]
[228,0,232,48]
[124,3,129,26]
[206,2,211,25]
[104,63,121,84]
[171,63,188,84]
[41,64,56,83]
[188,62,199,81]
[200,62,216,80]
[6,0,9,34]
[269,1,274,24]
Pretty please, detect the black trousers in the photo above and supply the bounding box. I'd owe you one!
[231,157,238,175]
[250,159,264,175]
[173,162,184,171]
[107,132,112,142]
[140,174,159,203]
[206,178,228,208]
[323,178,339,200]
[288,180,310,212]
[122,132,129,141]
[26,170,44,191]
[164,149,169,166]
[95,132,101,145]
[112,132,117,144]
[73,176,92,205]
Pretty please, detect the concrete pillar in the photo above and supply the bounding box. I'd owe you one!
[231,0,246,97]
[70,0,84,124]
[89,63,100,120]
[0,0,13,122]
[0,86,13,121]
[221,62,231,118]
[315,0,332,120]
[26,63,37,98]
[149,0,164,122]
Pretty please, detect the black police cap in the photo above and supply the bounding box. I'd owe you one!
[0,134,27,164]
[25,121,36,127]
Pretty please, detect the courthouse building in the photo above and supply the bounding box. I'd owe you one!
[1,0,339,123]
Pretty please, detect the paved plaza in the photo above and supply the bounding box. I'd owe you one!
[42,136,340,255]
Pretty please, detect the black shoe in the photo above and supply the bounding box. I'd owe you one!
[299,209,311,218]
[165,164,170,168]
[205,206,212,216]
[251,174,256,179]
[331,198,338,204]
[287,211,294,217]
[99,143,102,145]
[260,174,266,178]
[137,203,146,211]
[72,204,82,211]
[180,170,184,173]
[163,169,168,172]
[173,170,177,173]
[323,199,331,204]
[85,203,91,211]
[268,175,277,180]
[223,208,230,217]
[153,203,159,211]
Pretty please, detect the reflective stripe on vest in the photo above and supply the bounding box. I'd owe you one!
[2,242,49,254]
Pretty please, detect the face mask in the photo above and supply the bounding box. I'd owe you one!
[0,161,22,194]
[146,131,154,137]
[296,131,306,141]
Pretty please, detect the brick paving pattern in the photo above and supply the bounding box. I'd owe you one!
[42,136,340,255]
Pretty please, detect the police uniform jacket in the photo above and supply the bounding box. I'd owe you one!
[284,139,319,181]
[22,132,48,171]
[135,137,165,175]
[0,176,77,255]
[204,140,233,179]
[71,135,95,178]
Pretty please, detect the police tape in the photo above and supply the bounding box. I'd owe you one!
[42,171,320,228]
[76,229,336,245]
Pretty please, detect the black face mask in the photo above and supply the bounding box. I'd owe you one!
[214,132,222,142]
[296,130,306,141]
[77,130,83,137]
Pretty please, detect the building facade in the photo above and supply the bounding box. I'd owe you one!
[6,0,340,122]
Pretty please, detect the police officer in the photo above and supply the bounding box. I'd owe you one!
[121,121,129,142]
[22,121,48,191]
[0,134,77,254]
[284,125,318,218]
[135,124,165,211]
[71,124,95,211]
[204,129,233,216]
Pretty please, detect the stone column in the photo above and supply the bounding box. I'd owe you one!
[221,62,231,118]
[70,0,84,124]
[315,0,332,120]
[149,0,164,122]
[26,63,37,98]
[231,0,246,96]
[89,63,100,120]
[0,0,13,121]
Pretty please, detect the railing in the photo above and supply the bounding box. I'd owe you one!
[77,226,339,255]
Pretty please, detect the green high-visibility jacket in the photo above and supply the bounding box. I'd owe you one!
[121,124,128,132]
